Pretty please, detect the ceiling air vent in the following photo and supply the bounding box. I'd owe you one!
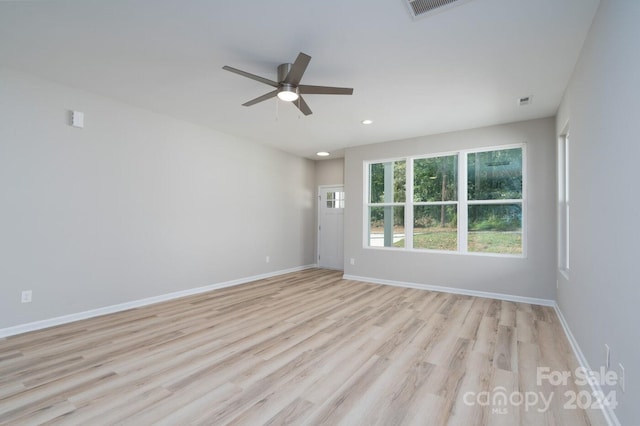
[404,0,475,19]
[518,95,533,106]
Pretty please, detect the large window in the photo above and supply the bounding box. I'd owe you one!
[365,145,525,256]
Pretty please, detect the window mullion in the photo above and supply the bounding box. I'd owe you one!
[467,199,523,205]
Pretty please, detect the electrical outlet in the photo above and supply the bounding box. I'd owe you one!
[618,363,625,392]
[350,258,355,265]
[21,290,32,303]
[605,344,610,369]
[265,256,270,263]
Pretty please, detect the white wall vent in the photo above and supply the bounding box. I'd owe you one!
[404,0,475,19]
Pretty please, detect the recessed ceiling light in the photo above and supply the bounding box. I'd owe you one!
[316,151,330,157]
[361,119,373,125]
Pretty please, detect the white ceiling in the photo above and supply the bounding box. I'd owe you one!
[0,0,599,159]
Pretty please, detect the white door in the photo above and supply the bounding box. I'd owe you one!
[318,185,344,270]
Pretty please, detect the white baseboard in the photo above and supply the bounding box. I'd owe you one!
[342,274,555,306]
[0,264,317,338]
[553,304,620,426]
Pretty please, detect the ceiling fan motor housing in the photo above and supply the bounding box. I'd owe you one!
[277,63,293,83]
[277,63,299,100]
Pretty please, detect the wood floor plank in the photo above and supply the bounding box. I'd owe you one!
[493,325,517,372]
[263,397,314,426]
[0,269,605,425]
[301,336,385,405]
[341,340,435,425]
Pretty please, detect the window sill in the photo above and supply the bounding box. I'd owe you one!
[363,245,526,259]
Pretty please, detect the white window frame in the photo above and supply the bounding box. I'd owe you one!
[363,143,527,258]
[363,157,407,249]
[558,133,570,277]
[410,151,460,253]
[465,144,527,258]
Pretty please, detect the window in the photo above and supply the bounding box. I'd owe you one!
[467,148,523,254]
[326,191,345,209]
[558,134,570,274]
[367,160,406,247]
[413,155,458,251]
[365,145,525,256]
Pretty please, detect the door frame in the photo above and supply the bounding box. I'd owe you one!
[317,184,345,270]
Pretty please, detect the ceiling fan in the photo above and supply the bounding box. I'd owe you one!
[222,52,353,116]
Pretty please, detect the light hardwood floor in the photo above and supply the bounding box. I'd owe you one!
[0,269,606,425]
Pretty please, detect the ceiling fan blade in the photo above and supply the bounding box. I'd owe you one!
[293,96,313,116]
[298,85,354,95]
[222,65,278,88]
[283,52,311,86]
[242,90,278,106]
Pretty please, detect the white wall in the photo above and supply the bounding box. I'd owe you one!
[315,158,344,187]
[556,0,640,423]
[0,68,316,329]
[344,118,557,300]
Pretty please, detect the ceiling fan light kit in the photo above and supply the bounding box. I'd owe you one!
[223,52,353,116]
[277,85,299,102]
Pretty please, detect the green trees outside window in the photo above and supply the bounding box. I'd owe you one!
[467,148,523,254]
[413,155,458,251]
[368,161,405,247]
